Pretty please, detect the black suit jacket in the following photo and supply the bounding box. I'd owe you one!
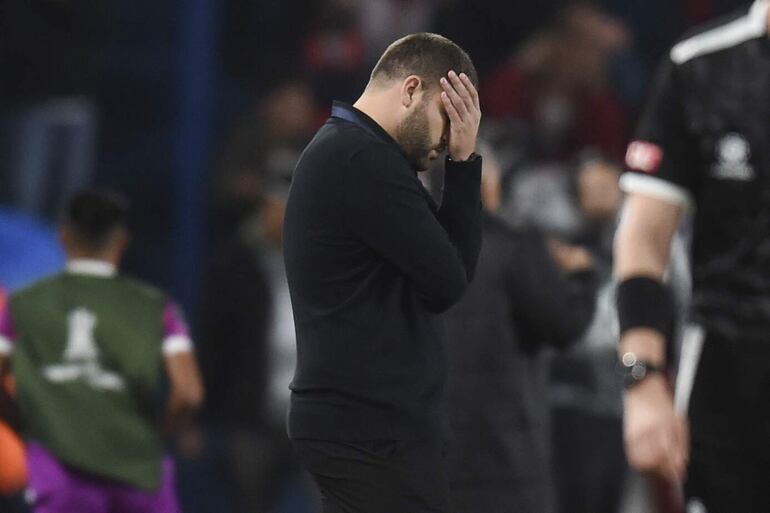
[445,215,597,499]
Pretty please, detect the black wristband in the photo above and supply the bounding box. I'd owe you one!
[616,276,674,346]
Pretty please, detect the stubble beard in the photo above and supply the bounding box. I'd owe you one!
[395,104,434,171]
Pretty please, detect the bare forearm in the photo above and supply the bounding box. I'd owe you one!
[614,201,674,281]
[614,195,682,366]
[163,352,204,432]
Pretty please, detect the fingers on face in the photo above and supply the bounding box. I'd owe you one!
[455,73,477,115]
[446,70,478,115]
[440,75,468,118]
[441,91,461,125]
[458,72,480,111]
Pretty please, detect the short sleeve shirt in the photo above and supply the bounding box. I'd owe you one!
[620,1,770,338]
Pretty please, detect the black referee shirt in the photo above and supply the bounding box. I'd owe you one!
[622,0,770,339]
[283,102,482,441]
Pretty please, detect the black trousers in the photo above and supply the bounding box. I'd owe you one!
[292,439,451,513]
[684,332,770,513]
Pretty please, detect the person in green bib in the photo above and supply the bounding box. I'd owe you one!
[0,189,204,513]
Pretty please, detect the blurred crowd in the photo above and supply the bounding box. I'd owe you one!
[0,0,752,512]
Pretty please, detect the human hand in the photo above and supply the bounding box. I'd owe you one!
[624,373,689,483]
[547,238,594,273]
[440,71,481,161]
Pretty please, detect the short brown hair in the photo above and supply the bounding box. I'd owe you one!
[369,33,478,90]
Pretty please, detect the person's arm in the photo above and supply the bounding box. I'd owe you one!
[614,193,687,482]
[509,231,598,350]
[615,194,683,364]
[437,71,484,283]
[615,49,698,482]
[161,302,204,431]
[164,352,204,430]
[346,73,482,313]
[435,157,483,284]
[347,149,480,313]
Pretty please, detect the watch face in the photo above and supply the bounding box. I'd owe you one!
[623,362,648,389]
[620,356,663,390]
[621,352,637,368]
[630,363,647,380]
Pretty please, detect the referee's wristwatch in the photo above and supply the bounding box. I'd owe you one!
[620,352,664,389]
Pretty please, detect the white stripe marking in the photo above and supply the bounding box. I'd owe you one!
[162,335,193,355]
[0,335,13,355]
[671,0,768,64]
[619,173,695,210]
[674,324,706,415]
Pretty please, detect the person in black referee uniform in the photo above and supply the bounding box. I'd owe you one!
[614,1,770,511]
[282,33,482,513]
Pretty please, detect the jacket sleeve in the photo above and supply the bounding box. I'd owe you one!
[437,157,484,283]
[345,148,482,313]
[508,230,598,350]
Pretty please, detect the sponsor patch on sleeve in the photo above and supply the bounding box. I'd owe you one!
[625,141,663,174]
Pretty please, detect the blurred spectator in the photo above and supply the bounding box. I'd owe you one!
[209,78,316,244]
[0,0,110,219]
[502,153,621,253]
[433,0,559,76]
[359,0,440,62]
[602,0,686,71]
[543,157,627,513]
[500,152,623,513]
[301,0,369,105]
[198,143,316,513]
[481,1,631,161]
[444,145,598,513]
[297,0,442,107]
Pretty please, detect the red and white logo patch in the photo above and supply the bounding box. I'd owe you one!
[625,141,663,174]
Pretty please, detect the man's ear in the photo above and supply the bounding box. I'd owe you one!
[400,75,422,108]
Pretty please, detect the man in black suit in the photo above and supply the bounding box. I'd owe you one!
[444,150,598,513]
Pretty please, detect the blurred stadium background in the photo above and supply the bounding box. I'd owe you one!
[0,1,750,512]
